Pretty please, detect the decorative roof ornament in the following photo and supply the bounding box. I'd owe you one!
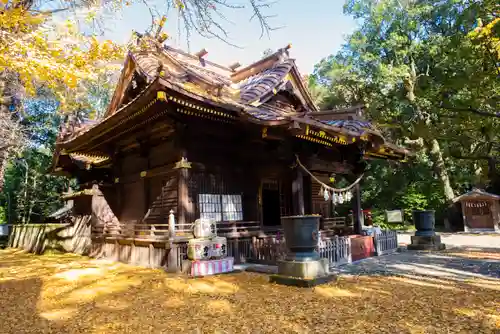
[174,157,192,169]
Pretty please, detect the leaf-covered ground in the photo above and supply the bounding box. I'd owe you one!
[0,249,499,334]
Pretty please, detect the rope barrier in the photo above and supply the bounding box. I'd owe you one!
[294,154,364,193]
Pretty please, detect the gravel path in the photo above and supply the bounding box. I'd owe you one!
[398,233,500,248]
[331,249,500,281]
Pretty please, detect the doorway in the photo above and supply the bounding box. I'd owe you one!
[261,180,281,227]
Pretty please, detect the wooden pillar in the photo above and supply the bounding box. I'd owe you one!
[142,151,150,216]
[352,183,363,235]
[292,167,305,215]
[175,155,193,230]
[113,152,122,217]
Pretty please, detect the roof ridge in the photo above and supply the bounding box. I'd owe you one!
[163,45,233,73]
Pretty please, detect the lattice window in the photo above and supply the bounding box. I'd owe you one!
[198,194,243,222]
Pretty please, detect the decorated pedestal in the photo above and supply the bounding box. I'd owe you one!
[187,219,234,277]
[270,215,335,287]
[190,257,234,277]
[407,210,446,250]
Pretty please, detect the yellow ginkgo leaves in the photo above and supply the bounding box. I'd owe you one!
[0,3,125,113]
[469,18,500,61]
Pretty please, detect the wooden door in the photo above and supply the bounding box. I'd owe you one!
[464,200,494,229]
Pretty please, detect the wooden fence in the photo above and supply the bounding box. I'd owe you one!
[374,230,399,255]
[9,216,91,255]
[7,218,399,271]
[228,235,352,268]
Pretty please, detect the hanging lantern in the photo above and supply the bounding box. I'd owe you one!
[338,192,344,204]
[323,189,330,201]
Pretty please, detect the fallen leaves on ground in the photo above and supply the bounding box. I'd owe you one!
[0,249,499,334]
[443,249,500,261]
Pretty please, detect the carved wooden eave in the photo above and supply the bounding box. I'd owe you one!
[288,62,319,112]
[311,105,366,121]
[105,54,137,117]
[57,79,163,152]
[61,188,98,200]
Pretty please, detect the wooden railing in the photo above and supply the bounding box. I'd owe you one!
[91,220,264,241]
[217,221,261,237]
[323,217,347,229]
[249,236,287,264]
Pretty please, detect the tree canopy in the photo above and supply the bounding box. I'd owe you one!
[310,0,499,225]
[0,0,277,223]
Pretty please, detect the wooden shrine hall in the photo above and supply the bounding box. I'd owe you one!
[51,33,410,270]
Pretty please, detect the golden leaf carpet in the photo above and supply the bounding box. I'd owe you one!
[0,249,498,334]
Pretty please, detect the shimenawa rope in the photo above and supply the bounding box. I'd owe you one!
[294,154,363,193]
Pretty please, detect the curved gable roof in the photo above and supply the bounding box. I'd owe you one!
[238,59,295,104]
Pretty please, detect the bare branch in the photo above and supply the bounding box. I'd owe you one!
[169,0,277,46]
[440,104,500,118]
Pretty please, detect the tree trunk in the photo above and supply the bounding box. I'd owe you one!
[26,174,37,224]
[0,149,8,193]
[0,76,16,193]
[425,138,455,202]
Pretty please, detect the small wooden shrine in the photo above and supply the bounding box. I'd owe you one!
[50,32,410,271]
[453,189,500,233]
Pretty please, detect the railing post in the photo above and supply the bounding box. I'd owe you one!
[347,237,352,263]
[168,210,176,238]
[167,210,178,273]
[334,235,340,265]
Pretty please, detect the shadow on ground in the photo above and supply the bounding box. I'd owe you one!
[0,248,499,334]
[333,247,500,282]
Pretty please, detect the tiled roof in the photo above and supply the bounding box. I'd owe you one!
[54,36,409,161]
[453,189,500,202]
[317,119,376,133]
[238,60,294,104]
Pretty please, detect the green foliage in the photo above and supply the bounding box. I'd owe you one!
[0,206,6,224]
[311,0,500,224]
[0,98,72,224]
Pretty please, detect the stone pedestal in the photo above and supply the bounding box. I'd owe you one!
[270,258,334,287]
[407,235,446,251]
[270,215,335,287]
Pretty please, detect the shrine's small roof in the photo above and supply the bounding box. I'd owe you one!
[453,189,500,203]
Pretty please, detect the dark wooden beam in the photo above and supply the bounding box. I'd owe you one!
[352,183,363,234]
[292,167,305,215]
[313,105,365,117]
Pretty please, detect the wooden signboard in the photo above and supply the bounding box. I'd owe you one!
[385,209,404,224]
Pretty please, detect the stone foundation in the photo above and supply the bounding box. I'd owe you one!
[270,258,335,287]
[277,258,329,278]
[270,273,335,287]
[407,235,446,251]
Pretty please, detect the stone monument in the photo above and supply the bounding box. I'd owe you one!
[407,210,446,250]
[270,215,335,287]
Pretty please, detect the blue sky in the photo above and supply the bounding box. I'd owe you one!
[103,0,357,74]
